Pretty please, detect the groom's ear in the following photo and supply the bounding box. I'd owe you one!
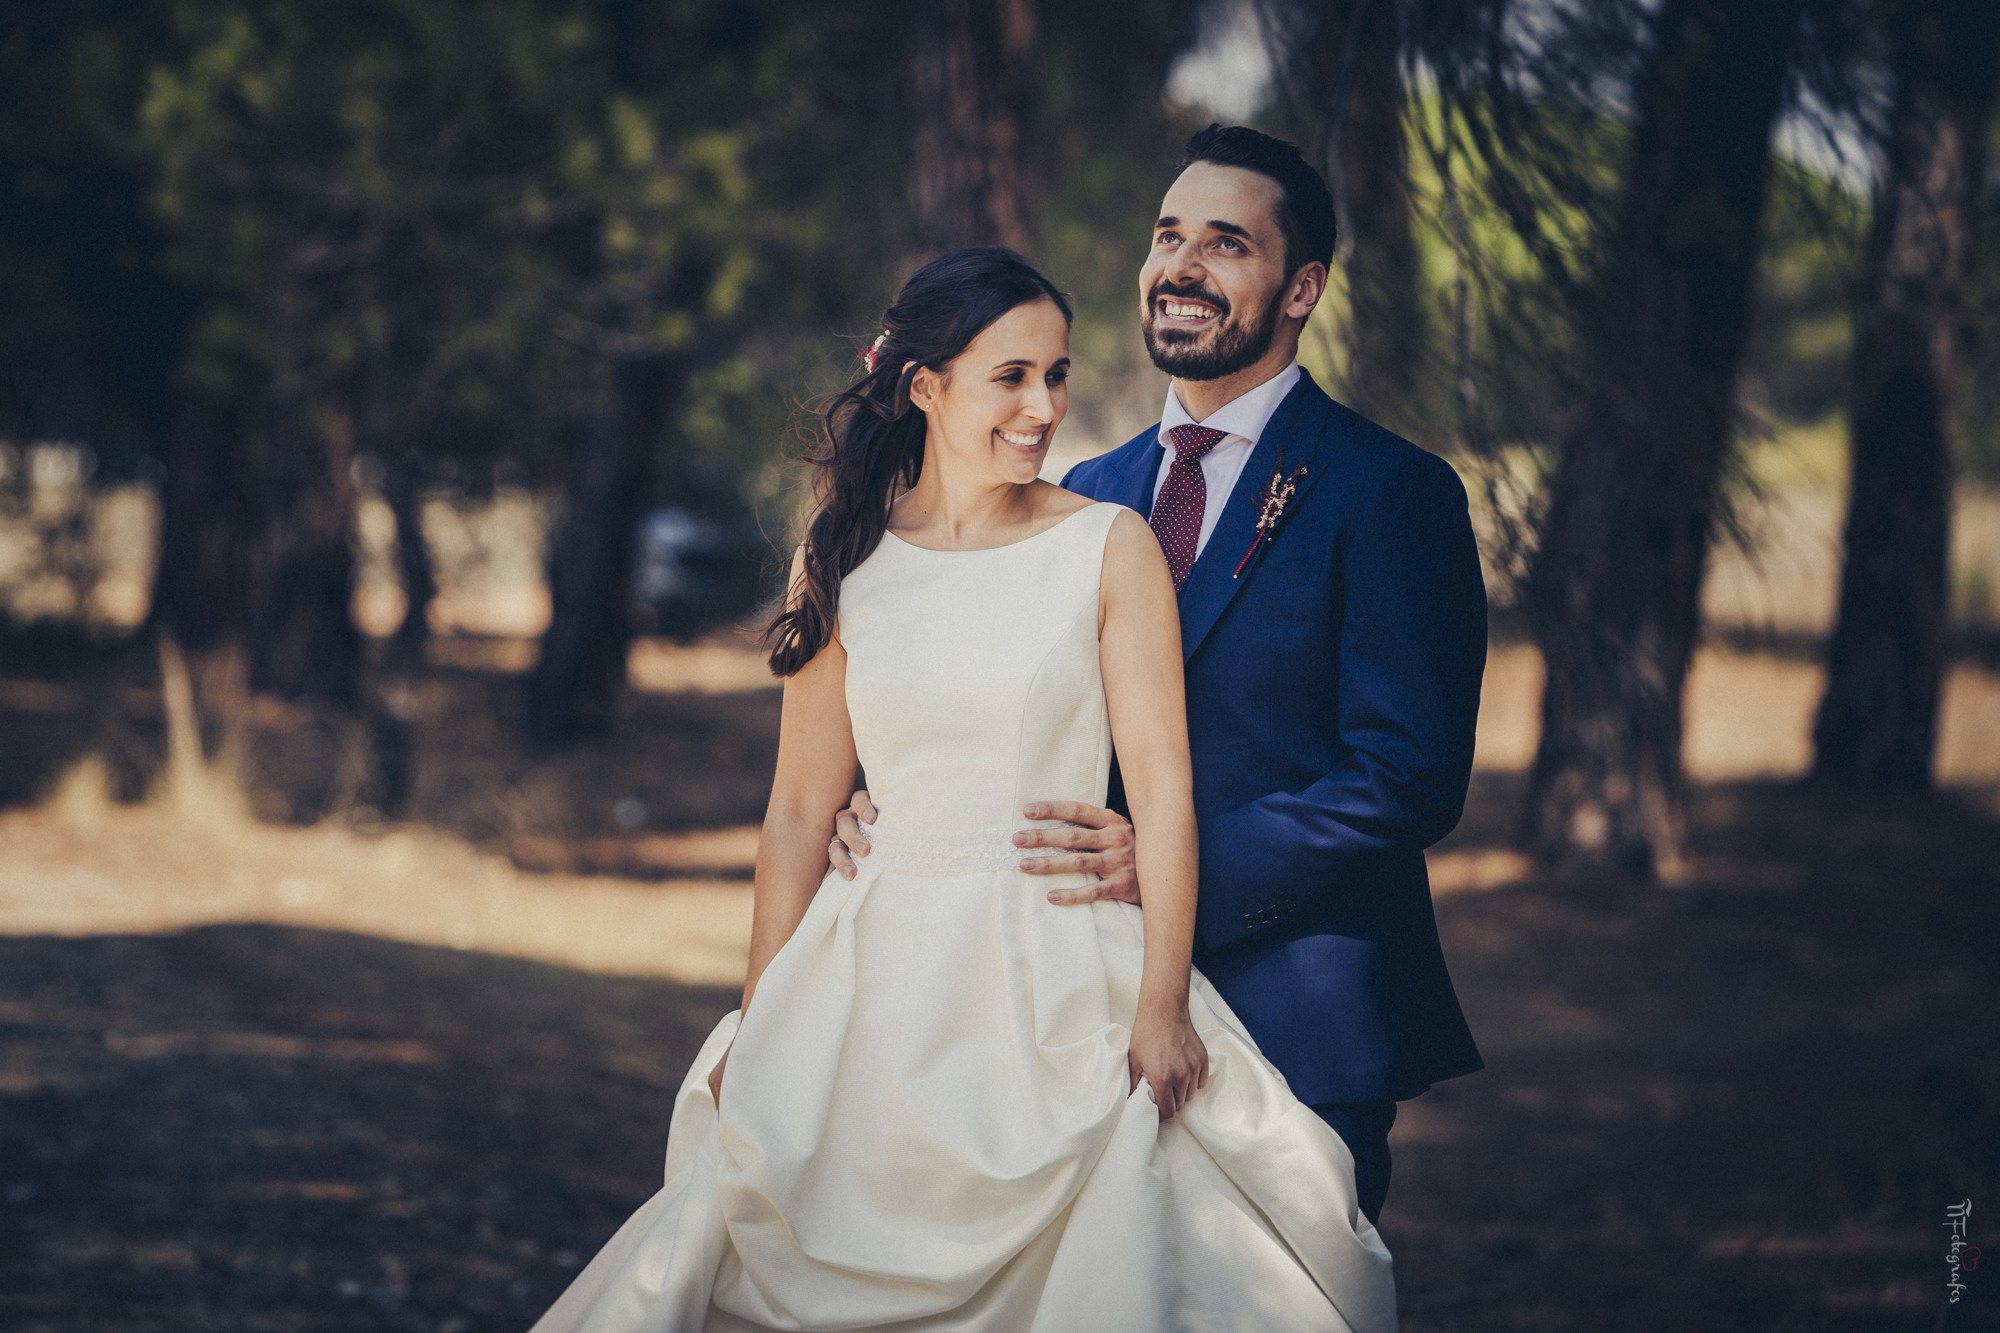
[1284,262,1329,322]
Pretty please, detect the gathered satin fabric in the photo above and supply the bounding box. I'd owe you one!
[530,502,1397,1333]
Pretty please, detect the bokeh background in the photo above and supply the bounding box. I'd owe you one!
[2,0,1997,1328]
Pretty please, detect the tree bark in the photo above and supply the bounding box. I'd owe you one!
[909,0,1036,257]
[1520,0,1805,877]
[1812,0,2000,792]
[524,355,673,747]
[151,406,251,653]
[245,400,364,705]
[1260,0,1423,428]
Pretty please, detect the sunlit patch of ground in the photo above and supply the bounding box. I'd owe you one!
[1470,642,2000,786]
[0,798,753,988]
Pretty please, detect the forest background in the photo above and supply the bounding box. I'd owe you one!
[2,0,1998,1328]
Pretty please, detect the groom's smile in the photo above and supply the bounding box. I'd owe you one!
[1150,283,1230,334]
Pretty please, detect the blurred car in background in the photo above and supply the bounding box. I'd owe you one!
[631,505,767,641]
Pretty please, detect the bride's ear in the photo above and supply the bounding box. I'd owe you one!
[907,362,940,413]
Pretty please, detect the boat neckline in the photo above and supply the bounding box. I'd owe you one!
[879,501,1110,554]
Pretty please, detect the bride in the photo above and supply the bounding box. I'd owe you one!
[531,248,1395,1332]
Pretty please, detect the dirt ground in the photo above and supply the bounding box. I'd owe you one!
[2,646,1997,1330]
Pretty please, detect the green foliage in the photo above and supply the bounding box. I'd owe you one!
[1741,155,1868,428]
[134,0,904,491]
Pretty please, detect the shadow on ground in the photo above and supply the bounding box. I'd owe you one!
[1,776,1996,1331]
[0,927,735,1331]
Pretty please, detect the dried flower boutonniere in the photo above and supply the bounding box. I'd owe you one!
[1232,454,1309,579]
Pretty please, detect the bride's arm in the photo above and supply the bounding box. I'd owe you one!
[743,627,857,1016]
[710,625,853,1100]
[1097,509,1208,1118]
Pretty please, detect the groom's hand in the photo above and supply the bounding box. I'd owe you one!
[1017,802,1140,906]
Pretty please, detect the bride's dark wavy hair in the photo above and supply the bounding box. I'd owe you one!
[765,247,1072,676]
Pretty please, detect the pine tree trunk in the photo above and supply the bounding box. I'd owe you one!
[524,355,673,747]
[1333,2,1423,431]
[1812,0,2000,791]
[245,403,364,705]
[1260,0,1422,427]
[909,0,1036,257]
[151,404,251,653]
[1520,0,1805,877]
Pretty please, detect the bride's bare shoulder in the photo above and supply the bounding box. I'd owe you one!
[1098,506,1171,587]
[1029,479,1099,522]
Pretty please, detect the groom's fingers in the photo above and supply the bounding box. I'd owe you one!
[1012,825,1106,849]
[1020,852,1098,875]
[1022,800,1127,829]
[1041,868,1141,906]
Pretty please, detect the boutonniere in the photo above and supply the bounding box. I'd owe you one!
[1232,453,1309,578]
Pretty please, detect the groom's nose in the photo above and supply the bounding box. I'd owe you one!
[1163,244,1207,289]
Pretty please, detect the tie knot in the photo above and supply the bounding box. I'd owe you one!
[1166,424,1227,467]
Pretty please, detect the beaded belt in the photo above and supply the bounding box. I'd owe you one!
[855,821,1029,877]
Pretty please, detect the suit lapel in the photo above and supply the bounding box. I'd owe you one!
[1176,374,1338,661]
[1099,431,1164,519]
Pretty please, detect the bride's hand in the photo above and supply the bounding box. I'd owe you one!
[1128,1002,1208,1120]
[707,1044,731,1104]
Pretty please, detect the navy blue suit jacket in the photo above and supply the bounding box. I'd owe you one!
[1063,369,1486,1104]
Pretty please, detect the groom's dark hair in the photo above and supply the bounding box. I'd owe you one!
[1176,124,1336,279]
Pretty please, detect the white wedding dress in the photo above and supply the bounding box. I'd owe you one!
[532,501,1396,1332]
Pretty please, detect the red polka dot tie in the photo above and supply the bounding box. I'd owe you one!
[1150,425,1228,590]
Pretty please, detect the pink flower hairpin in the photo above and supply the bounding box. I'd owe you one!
[863,331,890,375]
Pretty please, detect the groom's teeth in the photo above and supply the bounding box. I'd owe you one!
[1164,300,1215,318]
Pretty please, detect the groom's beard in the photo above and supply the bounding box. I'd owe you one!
[1141,280,1283,382]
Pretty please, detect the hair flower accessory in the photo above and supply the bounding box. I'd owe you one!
[1232,451,1308,579]
[863,331,890,375]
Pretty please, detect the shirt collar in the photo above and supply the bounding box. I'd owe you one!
[1158,360,1302,452]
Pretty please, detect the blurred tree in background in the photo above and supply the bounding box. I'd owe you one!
[1246,0,1998,874]
[1814,0,2000,792]
[1,0,1997,862]
[1257,0,1427,435]
[136,0,910,751]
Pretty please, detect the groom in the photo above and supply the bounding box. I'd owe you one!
[838,125,1486,1225]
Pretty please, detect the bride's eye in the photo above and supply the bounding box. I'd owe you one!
[1046,367,1069,387]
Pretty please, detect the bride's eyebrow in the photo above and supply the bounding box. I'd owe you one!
[990,357,1070,373]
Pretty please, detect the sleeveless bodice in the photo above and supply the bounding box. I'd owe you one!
[838,503,1120,839]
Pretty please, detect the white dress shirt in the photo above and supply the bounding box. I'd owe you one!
[1153,361,1302,557]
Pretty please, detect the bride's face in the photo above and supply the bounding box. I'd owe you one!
[911,297,1071,486]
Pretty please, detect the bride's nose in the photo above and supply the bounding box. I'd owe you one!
[1018,384,1057,425]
